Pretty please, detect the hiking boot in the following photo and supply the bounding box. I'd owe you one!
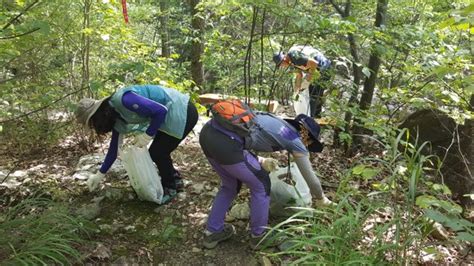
[161,188,177,204]
[174,171,185,193]
[249,230,282,250]
[203,224,236,249]
[175,178,184,193]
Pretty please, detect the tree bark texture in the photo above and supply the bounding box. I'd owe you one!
[243,6,258,103]
[358,0,388,111]
[329,0,363,150]
[159,1,170,57]
[352,0,388,141]
[189,0,204,88]
[81,0,91,97]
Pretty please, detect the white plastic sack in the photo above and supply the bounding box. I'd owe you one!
[121,146,163,204]
[293,79,311,116]
[269,162,312,217]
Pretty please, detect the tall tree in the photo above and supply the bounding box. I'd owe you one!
[329,0,363,150]
[354,0,388,138]
[189,0,204,87]
[243,5,258,103]
[81,0,92,96]
[159,0,170,57]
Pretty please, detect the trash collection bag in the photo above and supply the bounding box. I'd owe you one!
[293,79,311,116]
[269,162,312,217]
[121,145,163,204]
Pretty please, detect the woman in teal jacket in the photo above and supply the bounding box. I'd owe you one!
[76,85,198,203]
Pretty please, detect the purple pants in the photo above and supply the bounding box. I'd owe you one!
[199,121,271,236]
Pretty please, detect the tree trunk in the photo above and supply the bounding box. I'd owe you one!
[189,0,204,88]
[353,0,388,138]
[259,9,266,103]
[81,0,91,97]
[243,6,258,103]
[159,1,170,57]
[329,0,363,151]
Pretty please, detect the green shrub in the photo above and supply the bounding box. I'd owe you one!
[267,128,469,264]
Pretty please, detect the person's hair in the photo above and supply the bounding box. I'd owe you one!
[299,125,313,147]
[89,97,118,135]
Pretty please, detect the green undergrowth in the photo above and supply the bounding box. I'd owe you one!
[264,128,473,264]
[0,196,94,265]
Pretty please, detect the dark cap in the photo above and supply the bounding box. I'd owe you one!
[284,114,324,153]
[273,52,285,66]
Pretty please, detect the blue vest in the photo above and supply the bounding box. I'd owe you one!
[109,85,190,138]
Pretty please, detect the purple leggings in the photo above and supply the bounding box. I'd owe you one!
[199,121,270,236]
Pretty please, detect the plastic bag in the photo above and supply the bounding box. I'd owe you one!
[293,79,311,116]
[269,162,312,217]
[121,145,163,204]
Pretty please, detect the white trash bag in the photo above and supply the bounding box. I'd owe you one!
[293,79,311,116]
[121,145,163,204]
[269,162,312,217]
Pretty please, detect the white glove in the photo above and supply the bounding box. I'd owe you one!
[133,134,154,148]
[87,172,105,192]
[261,157,279,172]
[314,196,336,208]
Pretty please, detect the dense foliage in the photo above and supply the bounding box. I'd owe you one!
[0,0,472,264]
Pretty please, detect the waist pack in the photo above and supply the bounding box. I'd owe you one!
[211,99,255,137]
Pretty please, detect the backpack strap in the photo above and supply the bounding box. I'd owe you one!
[229,111,253,122]
[210,119,245,145]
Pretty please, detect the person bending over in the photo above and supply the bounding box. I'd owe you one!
[199,111,333,249]
[75,84,198,203]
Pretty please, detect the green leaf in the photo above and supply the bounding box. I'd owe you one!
[444,216,465,231]
[423,246,438,255]
[352,165,366,175]
[432,184,452,195]
[416,195,462,214]
[361,168,380,179]
[459,3,474,16]
[31,21,50,35]
[362,67,371,78]
[134,63,145,73]
[424,209,448,223]
[455,23,470,31]
[429,66,455,77]
[466,84,474,93]
[455,232,474,243]
[439,17,455,28]
[90,81,104,92]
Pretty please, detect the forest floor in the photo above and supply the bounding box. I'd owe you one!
[1,111,472,265]
[0,113,347,265]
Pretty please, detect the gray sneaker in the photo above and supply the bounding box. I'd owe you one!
[203,224,236,249]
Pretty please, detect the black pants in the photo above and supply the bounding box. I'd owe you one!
[309,70,332,118]
[149,101,198,189]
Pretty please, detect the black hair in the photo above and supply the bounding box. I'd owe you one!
[89,97,119,135]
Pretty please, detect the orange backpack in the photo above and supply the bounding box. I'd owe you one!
[211,99,255,137]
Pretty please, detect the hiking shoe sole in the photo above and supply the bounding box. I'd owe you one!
[203,224,236,249]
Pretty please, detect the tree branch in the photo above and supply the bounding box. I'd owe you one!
[1,0,41,30]
[0,27,40,39]
[0,86,88,124]
[328,0,345,16]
